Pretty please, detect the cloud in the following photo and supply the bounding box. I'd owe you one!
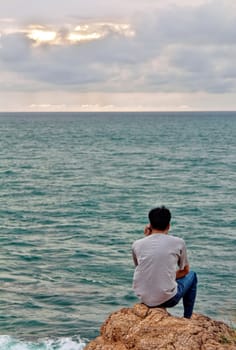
[155,1,236,46]
[0,21,139,89]
[0,0,165,24]
[23,22,135,46]
[0,0,236,96]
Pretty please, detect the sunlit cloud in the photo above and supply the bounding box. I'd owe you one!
[29,103,67,111]
[12,21,136,46]
[68,22,135,43]
[68,31,101,43]
[0,18,20,36]
[27,26,57,45]
[0,23,58,46]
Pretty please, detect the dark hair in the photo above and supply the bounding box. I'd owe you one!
[148,206,171,231]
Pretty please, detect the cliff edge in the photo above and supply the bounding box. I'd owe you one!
[85,303,236,350]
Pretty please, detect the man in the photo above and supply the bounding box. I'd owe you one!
[132,206,197,318]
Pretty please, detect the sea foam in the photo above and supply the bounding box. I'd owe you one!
[0,335,86,350]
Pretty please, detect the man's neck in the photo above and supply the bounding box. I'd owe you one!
[151,228,169,235]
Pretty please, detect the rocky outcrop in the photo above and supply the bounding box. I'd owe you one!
[85,303,236,350]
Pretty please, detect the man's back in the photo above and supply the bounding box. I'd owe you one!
[132,233,188,306]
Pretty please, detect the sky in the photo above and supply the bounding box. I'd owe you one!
[0,0,236,112]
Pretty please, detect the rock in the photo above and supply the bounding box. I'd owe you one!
[85,304,236,350]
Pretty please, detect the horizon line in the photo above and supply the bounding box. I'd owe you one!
[0,110,236,114]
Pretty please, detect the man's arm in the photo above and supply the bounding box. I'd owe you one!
[176,264,190,279]
[132,250,138,266]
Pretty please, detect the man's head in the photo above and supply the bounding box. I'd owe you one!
[148,206,171,231]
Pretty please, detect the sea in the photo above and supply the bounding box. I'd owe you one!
[0,111,235,349]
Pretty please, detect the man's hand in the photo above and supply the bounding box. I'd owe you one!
[176,264,190,279]
[144,224,152,236]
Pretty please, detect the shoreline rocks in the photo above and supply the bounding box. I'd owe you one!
[85,303,236,350]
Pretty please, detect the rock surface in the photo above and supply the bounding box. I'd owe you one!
[85,303,236,350]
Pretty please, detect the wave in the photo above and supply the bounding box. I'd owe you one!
[0,335,86,350]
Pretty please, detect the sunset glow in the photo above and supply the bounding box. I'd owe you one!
[68,22,135,43]
[23,22,135,45]
[68,31,102,42]
[27,28,57,44]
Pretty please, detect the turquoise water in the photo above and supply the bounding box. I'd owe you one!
[0,112,235,349]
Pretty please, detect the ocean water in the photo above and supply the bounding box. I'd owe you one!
[0,111,235,349]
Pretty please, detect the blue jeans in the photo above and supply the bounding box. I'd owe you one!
[159,271,197,318]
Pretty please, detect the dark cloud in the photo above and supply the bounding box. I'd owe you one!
[144,1,236,46]
[0,33,31,63]
[0,30,142,88]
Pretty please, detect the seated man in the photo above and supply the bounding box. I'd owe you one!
[132,206,197,318]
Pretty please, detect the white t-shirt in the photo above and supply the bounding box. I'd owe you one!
[132,233,189,306]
